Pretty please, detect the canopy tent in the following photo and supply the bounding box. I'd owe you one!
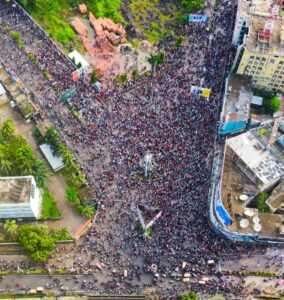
[68,50,89,69]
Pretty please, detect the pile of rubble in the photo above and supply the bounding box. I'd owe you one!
[70,4,127,54]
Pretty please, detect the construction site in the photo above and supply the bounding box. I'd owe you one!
[69,4,153,86]
[218,118,284,240]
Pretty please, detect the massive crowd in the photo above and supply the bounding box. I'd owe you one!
[0,0,273,298]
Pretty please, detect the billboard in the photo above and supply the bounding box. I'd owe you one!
[189,14,207,23]
[190,86,211,98]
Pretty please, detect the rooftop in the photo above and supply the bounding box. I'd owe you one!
[223,74,252,121]
[227,131,284,185]
[221,147,284,237]
[239,0,284,56]
[0,176,32,204]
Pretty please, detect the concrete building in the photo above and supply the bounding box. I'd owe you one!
[227,131,284,190]
[232,0,284,92]
[0,176,41,219]
[219,74,252,135]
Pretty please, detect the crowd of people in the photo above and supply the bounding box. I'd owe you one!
[0,0,274,298]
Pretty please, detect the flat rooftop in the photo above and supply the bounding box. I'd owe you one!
[227,131,284,185]
[0,177,32,204]
[240,0,284,56]
[224,74,252,121]
[221,147,284,237]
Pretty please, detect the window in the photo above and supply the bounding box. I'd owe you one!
[270,59,275,64]
[250,56,255,60]
[261,58,266,61]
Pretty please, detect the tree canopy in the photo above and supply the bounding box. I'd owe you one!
[0,120,50,187]
[17,225,55,262]
[267,96,281,113]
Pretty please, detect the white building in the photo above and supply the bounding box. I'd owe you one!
[227,131,284,191]
[0,176,41,219]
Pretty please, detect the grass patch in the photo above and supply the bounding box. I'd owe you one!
[41,188,61,219]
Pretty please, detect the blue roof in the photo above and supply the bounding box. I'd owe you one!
[219,120,246,135]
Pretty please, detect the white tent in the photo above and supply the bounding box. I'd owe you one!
[240,218,249,228]
[68,50,89,69]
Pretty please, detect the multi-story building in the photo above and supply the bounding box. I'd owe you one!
[232,0,284,92]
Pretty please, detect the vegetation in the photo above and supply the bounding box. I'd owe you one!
[18,0,123,49]
[43,71,51,80]
[3,220,19,239]
[265,95,281,113]
[115,73,128,85]
[135,220,144,235]
[178,291,197,300]
[252,192,271,213]
[26,53,38,64]
[257,128,267,136]
[41,188,61,219]
[21,103,34,118]
[252,90,280,115]
[0,120,50,188]
[65,187,95,218]
[90,70,100,84]
[17,224,72,262]
[148,52,164,73]
[175,35,185,47]
[10,31,21,41]
[17,225,56,262]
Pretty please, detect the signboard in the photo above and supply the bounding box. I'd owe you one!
[190,86,211,98]
[189,14,207,23]
[59,87,77,103]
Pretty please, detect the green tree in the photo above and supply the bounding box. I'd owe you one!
[0,159,12,176]
[254,192,270,213]
[3,220,18,239]
[66,187,80,206]
[90,70,100,84]
[267,96,281,113]
[147,52,164,73]
[45,126,61,154]
[181,0,204,11]
[176,35,185,47]
[81,205,95,218]
[31,158,51,188]
[17,225,55,262]
[0,119,15,142]
[178,291,197,300]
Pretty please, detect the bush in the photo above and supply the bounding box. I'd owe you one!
[258,128,267,136]
[266,96,281,113]
[26,52,38,64]
[176,35,185,47]
[10,31,21,41]
[43,71,51,80]
[41,188,61,219]
[21,103,34,118]
[116,73,128,85]
[253,192,271,213]
[135,220,144,235]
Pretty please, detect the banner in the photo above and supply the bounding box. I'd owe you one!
[190,86,211,98]
[189,14,207,23]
